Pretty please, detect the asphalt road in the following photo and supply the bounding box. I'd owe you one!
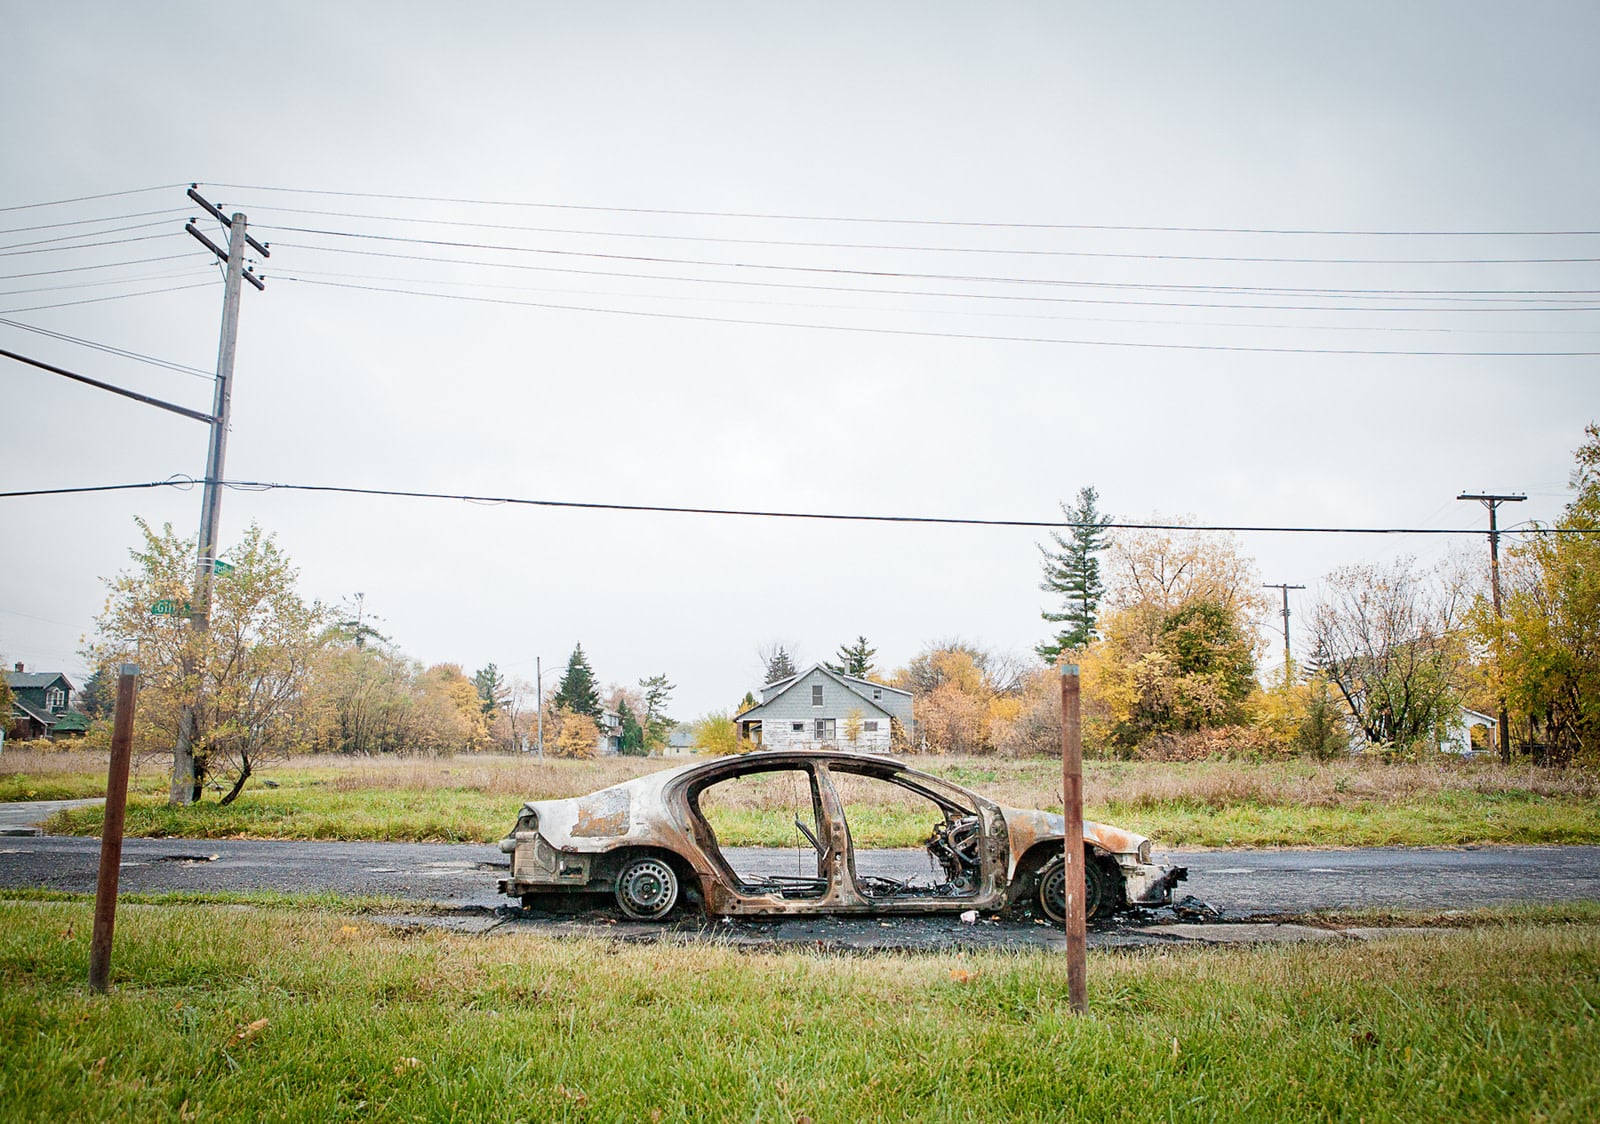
[2,833,1598,918]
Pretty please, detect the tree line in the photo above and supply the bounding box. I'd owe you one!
[78,522,676,802]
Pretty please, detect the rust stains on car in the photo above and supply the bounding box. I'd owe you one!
[570,787,631,838]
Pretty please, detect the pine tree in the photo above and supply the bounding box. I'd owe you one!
[1038,485,1112,662]
[617,699,647,755]
[553,644,602,718]
[639,674,675,750]
[472,663,507,718]
[763,646,798,684]
[827,636,877,679]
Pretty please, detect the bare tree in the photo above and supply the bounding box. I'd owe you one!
[1308,558,1469,752]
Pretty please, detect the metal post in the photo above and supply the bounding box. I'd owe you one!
[536,657,544,757]
[1058,658,1087,1014]
[173,211,248,805]
[1458,492,1526,763]
[89,664,138,993]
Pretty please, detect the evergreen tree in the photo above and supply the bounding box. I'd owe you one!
[472,663,507,718]
[1038,485,1112,661]
[616,699,647,755]
[827,636,878,679]
[553,644,602,718]
[77,668,114,719]
[763,646,798,684]
[639,673,675,750]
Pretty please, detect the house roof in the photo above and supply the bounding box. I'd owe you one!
[51,710,91,734]
[5,671,74,692]
[9,696,56,727]
[741,663,898,723]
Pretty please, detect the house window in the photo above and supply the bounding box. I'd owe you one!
[812,685,823,706]
[863,721,879,733]
[45,687,64,712]
[791,722,804,732]
[814,719,836,741]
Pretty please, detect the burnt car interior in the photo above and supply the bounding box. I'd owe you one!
[830,764,982,900]
[687,761,985,903]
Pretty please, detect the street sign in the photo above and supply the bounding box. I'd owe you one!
[150,599,192,616]
[212,559,234,576]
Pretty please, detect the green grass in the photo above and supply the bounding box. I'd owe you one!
[15,753,1600,849]
[0,899,1596,1122]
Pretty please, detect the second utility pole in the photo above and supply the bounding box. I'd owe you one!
[172,187,268,805]
[1458,491,1525,765]
[1263,582,1305,685]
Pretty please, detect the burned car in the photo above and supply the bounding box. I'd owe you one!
[499,750,1185,922]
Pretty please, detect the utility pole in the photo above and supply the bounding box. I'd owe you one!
[1263,582,1306,685]
[536,657,545,757]
[1058,657,1087,1014]
[1458,491,1526,764]
[172,187,268,805]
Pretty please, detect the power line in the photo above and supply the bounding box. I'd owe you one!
[0,253,195,282]
[0,220,180,253]
[262,224,1600,298]
[0,184,185,213]
[272,250,1600,316]
[278,276,1600,357]
[202,182,1600,237]
[2,476,1590,535]
[0,266,212,299]
[242,203,1600,265]
[0,207,184,237]
[0,281,217,316]
[273,263,1600,336]
[0,316,215,378]
[0,232,178,259]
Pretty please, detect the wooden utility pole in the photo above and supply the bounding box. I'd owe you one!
[1458,492,1526,763]
[172,188,268,805]
[1263,582,1305,685]
[89,664,139,993]
[1058,658,1087,1014]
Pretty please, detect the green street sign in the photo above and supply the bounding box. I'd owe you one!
[150,599,193,616]
[212,559,235,576]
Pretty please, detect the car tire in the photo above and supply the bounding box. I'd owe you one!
[1036,852,1115,924]
[614,854,680,921]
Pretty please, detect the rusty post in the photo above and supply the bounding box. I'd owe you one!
[1059,658,1087,1013]
[89,664,138,994]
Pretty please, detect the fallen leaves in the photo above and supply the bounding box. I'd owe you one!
[229,1018,269,1046]
[393,1057,424,1075]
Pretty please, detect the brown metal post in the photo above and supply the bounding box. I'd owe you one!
[1059,658,1087,1014]
[89,664,138,994]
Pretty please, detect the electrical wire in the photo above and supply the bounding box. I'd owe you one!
[270,245,1600,314]
[0,220,182,253]
[0,267,213,299]
[0,184,184,213]
[3,477,1590,535]
[0,281,217,315]
[277,263,1600,336]
[0,316,215,379]
[242,203,1600,265]
[0,207,185,238]
[201,182,1600,237]
[0,254,195,282]
[0,232,178,258]
[262,224,1600,298]
[277,276,1600,357]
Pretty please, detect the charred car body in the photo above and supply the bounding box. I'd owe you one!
[499,750,1185,922]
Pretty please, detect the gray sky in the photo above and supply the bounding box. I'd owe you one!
[3,2,1596,720]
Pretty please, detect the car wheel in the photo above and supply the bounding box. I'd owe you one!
[1036,852,1112,924]
[614,855,680,921]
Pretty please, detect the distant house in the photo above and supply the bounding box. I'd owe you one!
[734,664,913,753]
[1442,707,1498,756]
[5,663,87,741]
[662,724,700,757]
[597,709,623,756]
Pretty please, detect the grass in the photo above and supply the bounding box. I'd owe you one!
[9,750,1600,849]
[0,898,1595,1122]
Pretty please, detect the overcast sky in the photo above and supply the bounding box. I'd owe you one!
[3,2,1596,720]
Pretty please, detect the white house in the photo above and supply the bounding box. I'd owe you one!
[1442,707,1497,756]
[734,664,913,753]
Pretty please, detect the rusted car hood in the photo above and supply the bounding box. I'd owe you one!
[998,805,1148,860]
